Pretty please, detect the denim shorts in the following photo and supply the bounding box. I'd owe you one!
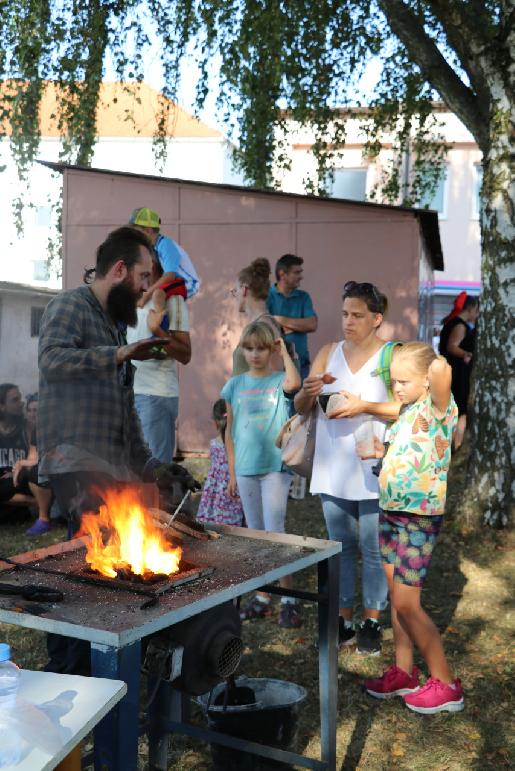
[379,511,443,587]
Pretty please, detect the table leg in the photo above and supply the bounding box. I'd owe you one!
[317,555,339,771]
[91,640,141,771]
[148,682,189,771]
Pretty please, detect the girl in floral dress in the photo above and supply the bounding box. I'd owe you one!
[361,343,464,715]
[197,399,244,526]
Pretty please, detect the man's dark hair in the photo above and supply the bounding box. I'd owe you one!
[0,383,18,407]
[95,227,153,278]
[275,253,303,281]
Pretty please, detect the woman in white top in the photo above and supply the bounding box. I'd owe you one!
[294,281,400,655]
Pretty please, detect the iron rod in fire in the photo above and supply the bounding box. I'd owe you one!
[168,489,191,524]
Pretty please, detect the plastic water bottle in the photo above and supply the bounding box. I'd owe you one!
[0,643,21,767]
[0,644,20,710]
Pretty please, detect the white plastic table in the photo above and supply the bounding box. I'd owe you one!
[1,669,126,771]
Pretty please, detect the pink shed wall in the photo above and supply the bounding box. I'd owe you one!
[62,168,427,453]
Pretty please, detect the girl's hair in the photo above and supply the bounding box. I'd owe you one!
[238,258,271,301]
[342,280,388,315]
[212,398,227,443]
[392,342,437,375]
[441,292,479,324]
[240,320,276,351]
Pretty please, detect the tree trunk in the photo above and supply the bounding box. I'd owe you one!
[461,105,514,528]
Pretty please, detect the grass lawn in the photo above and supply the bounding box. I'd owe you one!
[0,448,513,770]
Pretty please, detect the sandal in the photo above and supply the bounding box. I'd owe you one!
[239,596,273,621]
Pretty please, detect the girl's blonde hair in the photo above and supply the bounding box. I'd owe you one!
[240,320,276,351]
[393,342,437,375]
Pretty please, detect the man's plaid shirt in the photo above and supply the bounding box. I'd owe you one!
[38,286,151,478]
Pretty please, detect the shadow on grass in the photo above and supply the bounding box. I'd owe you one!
[338,676,382,770]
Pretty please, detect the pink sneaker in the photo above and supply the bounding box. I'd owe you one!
[364,664,420,699]
[403,677,464,714]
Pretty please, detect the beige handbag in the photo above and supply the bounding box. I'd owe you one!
[275,409,317,478]
[275,343,338,478]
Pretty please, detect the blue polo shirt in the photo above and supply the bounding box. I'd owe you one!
[266,285,316,369]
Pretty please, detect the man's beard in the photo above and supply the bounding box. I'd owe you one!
[107,279,140,327]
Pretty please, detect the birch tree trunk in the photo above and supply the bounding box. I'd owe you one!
[462,91,515,527]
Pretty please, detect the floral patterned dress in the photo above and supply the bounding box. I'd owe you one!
[379,394,458,516]
[197,438,244,526]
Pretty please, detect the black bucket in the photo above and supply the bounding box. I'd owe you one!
[197,676,307,771]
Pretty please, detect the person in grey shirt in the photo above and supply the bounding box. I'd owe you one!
[38,226,169,675]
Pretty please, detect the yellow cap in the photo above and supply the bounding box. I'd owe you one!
[129,207,161,228]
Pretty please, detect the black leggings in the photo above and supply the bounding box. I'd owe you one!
[0,465,50,503]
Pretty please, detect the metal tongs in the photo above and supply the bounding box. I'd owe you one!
[0,581,64,602]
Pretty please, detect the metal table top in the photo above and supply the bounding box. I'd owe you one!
[0,526,341,647]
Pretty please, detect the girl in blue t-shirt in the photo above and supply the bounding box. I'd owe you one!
[222,320,301,627]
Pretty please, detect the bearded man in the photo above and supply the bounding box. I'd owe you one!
[38,226,171,523]
[37,226,175,674]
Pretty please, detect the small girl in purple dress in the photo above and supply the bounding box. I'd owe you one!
[197,399,244,526]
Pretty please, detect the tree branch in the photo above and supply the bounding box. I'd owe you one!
[427,0,494,109]
[377,0,489,150]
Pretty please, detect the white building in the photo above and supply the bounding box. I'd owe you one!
[277,105,482,324]
[0,81,244,289]
[0,282,58,396]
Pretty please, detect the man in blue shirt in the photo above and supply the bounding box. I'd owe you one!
[267,254,317,380]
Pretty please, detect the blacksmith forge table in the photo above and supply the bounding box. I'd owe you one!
[0,526,340,771]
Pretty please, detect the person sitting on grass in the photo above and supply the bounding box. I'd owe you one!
[17,396,53,536]
[361,343,464,714]
[0,384,52,533]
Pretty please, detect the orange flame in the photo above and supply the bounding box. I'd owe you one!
[79,488,182,578]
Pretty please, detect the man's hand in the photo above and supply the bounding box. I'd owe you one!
[116,337,172,364]
[154,462,201,492]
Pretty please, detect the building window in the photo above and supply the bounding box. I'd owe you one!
[33,260,49,281]
[30,307,45,337]
[35,206,52,227]
[329,168,368,201]
[473,163,483,219]
[418,167,448,218]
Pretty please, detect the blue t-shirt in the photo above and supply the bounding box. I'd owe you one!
[155,235,201,298]
[266,285,316,368]
[155,234,181,274]
[221,371,292,476]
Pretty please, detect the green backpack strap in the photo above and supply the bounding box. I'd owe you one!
[373,342,402,401]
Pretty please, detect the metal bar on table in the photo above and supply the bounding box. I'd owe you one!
[317,556,339,771]
[163,719,328,770]
[258,584,325,603]
[91,640,141,771]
